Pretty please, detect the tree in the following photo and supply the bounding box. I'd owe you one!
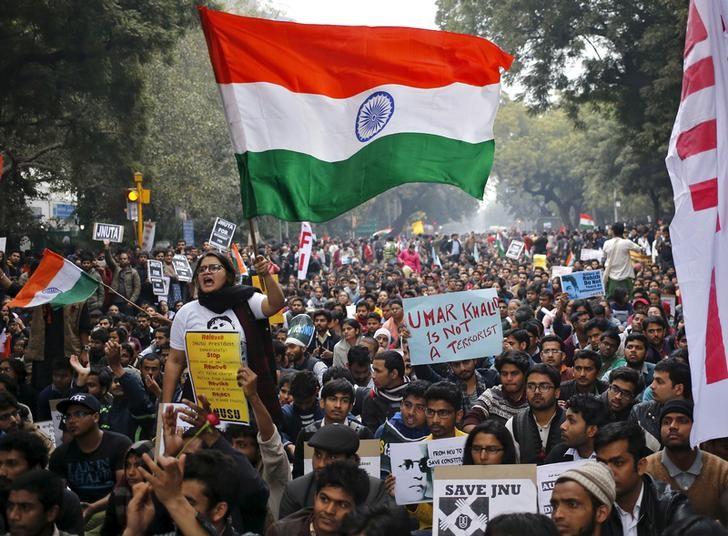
[436,0,687,220]
[0,1,206,238]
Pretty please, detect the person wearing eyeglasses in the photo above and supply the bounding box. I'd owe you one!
[505,363,565,465]
[602,367,641,423]
[462,420,517,466]
[48,393,132,530]
[162,249,285,418]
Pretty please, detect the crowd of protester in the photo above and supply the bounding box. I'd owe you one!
[0,221,727,536]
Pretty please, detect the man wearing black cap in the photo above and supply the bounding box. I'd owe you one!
[643,400,728,524]
[278,424,392,520]
[48,393,131,524]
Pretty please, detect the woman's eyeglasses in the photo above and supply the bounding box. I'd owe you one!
[198,264,224,274]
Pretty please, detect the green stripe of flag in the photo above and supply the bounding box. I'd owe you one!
[49,271,99,307]
[236,133,495,222]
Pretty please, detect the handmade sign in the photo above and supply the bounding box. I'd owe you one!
[185,331,249,424]
[433,465,538,536]
[35,421,56,449]
[405,289,502,365]
[172,254,193,282]
[580,248,603,262]
[505,240,524,260]
[147,259,164,281]
[304,439,380,478]
[551,266,573,278]
[390,436,466,505]
[92,223,124,243]
[533,254,548,269]
[153,276,170,298]
[560,270,605,300]
[209,217,237,251]
[536,460,588,515]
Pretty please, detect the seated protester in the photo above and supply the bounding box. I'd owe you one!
[643,400,728,525]
[159,398,270,534]
[279,424,392,520]
[423,381,466,441]
[0,394,51,452]
[545,394,607,464]
[138,352,163,404]
[138,325,170,360]
[375,379,430,478]
[0,378,33,424]
[662,515,728,536]
[558,350,608,401]
[0,359,38,418]
[485,512,559,536]
[308,309,339,368]
[131,311,153,349]
[49,393,132,528]
[597,330,627,379]
[506,364,565,465]
[550,462,616,536]
[504,328,531,355]
[358,336,380,361]
[412,358,493,416]
[268,460,370,536]
[100,440,172,536]
[127,450,249,536]
[463,420,517,466]
[540,335,574,383]
[35,358,73,422]
[644,315,670,363]
[362,351,408,434]
[462,350,530,431]
[623,332,655,397]
[596,420,693,535]
[0,432,84,535]
[277,373,293,407]
[373,328,391,352]
[280,371,324,457]
[584,317,612,352]
[346,347,374,416]
[340,504,416,536]
[630,357,691,448]
[4,469,71,536]
[87,328,109,365]
[602,367,642,424]
[293,378,372,478]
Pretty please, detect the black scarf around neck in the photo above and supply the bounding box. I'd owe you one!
[198,285,258,314]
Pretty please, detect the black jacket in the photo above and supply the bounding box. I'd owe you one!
[602,475,692,536]
[558,379,608,401]
[511,406,565,465]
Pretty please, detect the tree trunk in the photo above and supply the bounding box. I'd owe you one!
[552,200,575,229]
[648,189,661,222]
[390,196,418,235]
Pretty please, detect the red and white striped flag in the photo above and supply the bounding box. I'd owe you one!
[666,0,728,446]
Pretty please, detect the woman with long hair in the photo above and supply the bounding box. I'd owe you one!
[462,421,517,466]
[332,318,362,368]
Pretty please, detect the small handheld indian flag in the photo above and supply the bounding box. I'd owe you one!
[8,249,100,308]
[579,213,595,229]
[231,243,248,276]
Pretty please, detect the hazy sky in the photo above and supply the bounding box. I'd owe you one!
[267,0,439,29]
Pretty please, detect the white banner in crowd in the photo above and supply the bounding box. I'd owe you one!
[579,248,603,262]
[536,460,588,515]
[505,240,524,260]
[92,222,124,243]
[666,0,728,445]
[141,221,156,252]
[297,221,313,280]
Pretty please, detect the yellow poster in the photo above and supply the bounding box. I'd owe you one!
[533,254,548,269]
[252,274,285,325]
[411,220,424,235]
[185,331,249,424]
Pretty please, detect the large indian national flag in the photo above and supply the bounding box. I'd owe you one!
[198,7,513,222]
[8,249,99,308]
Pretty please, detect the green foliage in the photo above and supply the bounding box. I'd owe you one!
[437,0,687,220]
[0,1,206,237]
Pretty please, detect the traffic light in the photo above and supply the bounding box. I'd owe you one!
[127,188,140,202]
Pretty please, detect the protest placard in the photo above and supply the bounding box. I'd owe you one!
[551,266,573,279]
[35,421,56,449]
[378,426,428,478]
[536,460,589,515]
[580,248,603,262]
[560,270,605,300]
[92,223,124,243]
[251,274,285,325]
[209,217,237,251]
[505,240,524,260]
[153,276,170,298]
[433,465,538,536]
[0,237,5,254]
[390,436,467,505]
[147,259,164,281]
[304,439,380,478]
[185,331,249,424]
[533,254,548,270]
[141,221,156,252]
[48,399,65,447]
[405,289,502,366]
[172,254,193,282]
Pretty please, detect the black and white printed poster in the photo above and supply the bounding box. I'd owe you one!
[433,465,538,536]
[208,217,237,251]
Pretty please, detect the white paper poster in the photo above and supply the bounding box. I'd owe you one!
[580,248,603,262]
[536,460,588,515]
[92,223,124,243]
[505,240,525,260]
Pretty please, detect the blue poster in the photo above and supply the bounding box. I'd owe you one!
[404,289,503,365]
[560,270,605,300]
